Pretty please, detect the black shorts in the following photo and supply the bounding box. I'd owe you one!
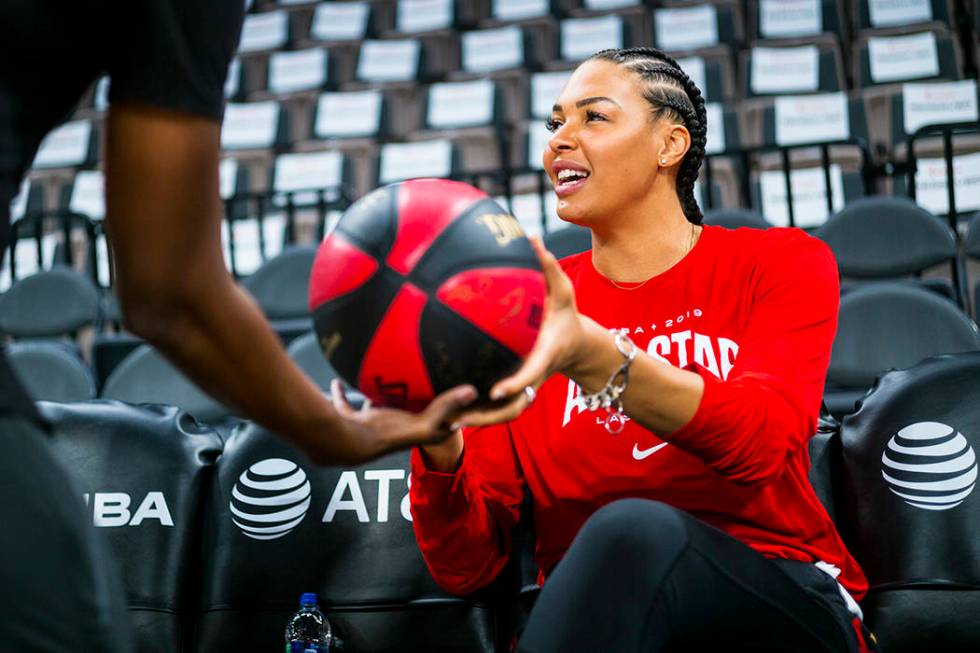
[0,0,244,420]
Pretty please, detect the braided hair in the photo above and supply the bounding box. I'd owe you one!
[588,47,707,225]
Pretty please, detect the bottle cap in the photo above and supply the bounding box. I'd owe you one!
[300,592,318,606]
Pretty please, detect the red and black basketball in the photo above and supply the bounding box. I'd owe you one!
[308,178,545,411]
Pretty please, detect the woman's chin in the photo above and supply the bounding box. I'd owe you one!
[556,199,591,226]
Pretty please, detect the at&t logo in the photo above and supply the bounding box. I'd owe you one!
[231,458,312,540]
[881,422,977,511]
[230,459,413,540]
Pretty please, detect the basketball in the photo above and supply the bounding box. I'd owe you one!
[308,178,545,411]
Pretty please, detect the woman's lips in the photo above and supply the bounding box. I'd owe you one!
[555,175,588,198]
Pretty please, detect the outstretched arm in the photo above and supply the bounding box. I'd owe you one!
[460,235,838,484]
[103,104,474,465]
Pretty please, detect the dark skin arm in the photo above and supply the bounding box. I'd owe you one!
[103,104,475,465]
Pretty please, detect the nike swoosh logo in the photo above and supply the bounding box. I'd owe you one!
[632,442,669,460]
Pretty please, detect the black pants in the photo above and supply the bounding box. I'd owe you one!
[0,415,131,651]
[519,499,868,653]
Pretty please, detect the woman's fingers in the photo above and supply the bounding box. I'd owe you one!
[454,389,531,428]
[417,385,478,435]
[491,337,555,400]
[330,379,357,418]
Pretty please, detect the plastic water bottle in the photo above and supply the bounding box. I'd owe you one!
[284,592,332,653]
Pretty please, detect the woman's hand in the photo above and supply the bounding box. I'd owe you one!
[454,237,592,427]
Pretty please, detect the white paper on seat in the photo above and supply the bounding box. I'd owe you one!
[229,219,263,276]
[9,180,29,223]
[527,122,552,170]
[397,0,453,33]
[462,26,523,73]
[357,39,421,82]
[315,90,383,138]
[705,103,726,155]
[225,59,241,98]
[561,15,623,62]
[221,102,280,149]
[10,239,40,280]
[914,151,980,214]
[310,2,370,42]
[531,71,572,119]
[94,76,110,112]
[379,140,452,184]
[869,32,939,83]
[760,0,821,38]
[654,5,719,53]
[677,57,707,101]
[492,0,549,21]
[760,164,844,228]
[428,79,495,129]
[774,92,849,146]
[95,235,110,288]
[69,170,105,220]
[239,11,288,53]
[269,48,328,94]
[219,159,239,200]
[33,120,92,169]
[868,0,932,28]
[261,213,286,261]
[902,80,979,135]
[274,151,344,193]
[751,45,819,95]
[584,0,640,9]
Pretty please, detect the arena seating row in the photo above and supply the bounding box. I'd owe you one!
[35,349,980,652]
[14,0,979,232]
[4,198,980,423]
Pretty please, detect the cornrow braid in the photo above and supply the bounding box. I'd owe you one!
[589,47,708,225]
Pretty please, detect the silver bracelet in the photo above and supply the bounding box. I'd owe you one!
[580,332,637,434]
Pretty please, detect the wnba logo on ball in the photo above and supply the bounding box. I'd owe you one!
[230,458,312,540]
[881,422,978,511]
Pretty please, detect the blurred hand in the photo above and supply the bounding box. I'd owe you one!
[327,379,476,465]
[454,236,590,428]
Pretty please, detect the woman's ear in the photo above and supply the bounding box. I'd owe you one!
[658,124,691,168]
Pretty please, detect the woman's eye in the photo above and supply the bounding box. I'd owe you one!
[586,110,607,122]
[545,118,562,133]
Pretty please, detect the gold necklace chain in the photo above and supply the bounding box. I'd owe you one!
[606,222,699,291]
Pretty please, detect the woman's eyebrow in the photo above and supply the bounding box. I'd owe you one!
[551,96,622,113]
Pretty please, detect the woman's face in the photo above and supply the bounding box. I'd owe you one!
[543,59,666,226]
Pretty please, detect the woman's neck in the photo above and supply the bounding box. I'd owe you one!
[589,196,695,283]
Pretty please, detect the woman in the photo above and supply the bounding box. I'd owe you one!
[405,48,873,652]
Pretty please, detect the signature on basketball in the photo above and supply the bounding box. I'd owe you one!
[476,213,524,247]
[374,377,409,407]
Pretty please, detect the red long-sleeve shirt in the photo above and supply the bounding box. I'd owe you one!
[410,225,868,602]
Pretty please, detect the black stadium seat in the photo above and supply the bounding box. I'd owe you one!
[965,213,980,315]
[0,266,101,339]
[100,345,234,426]
[286,331,338,389]
[543,224,591,259]
[703,208,772,229]
[825,282,980,418]
[241,245,317,343]
[40,401,224,653]
[6,341,96,402]
[195,421,503,652]
[833,352,980,652]
[816,196,966,307]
